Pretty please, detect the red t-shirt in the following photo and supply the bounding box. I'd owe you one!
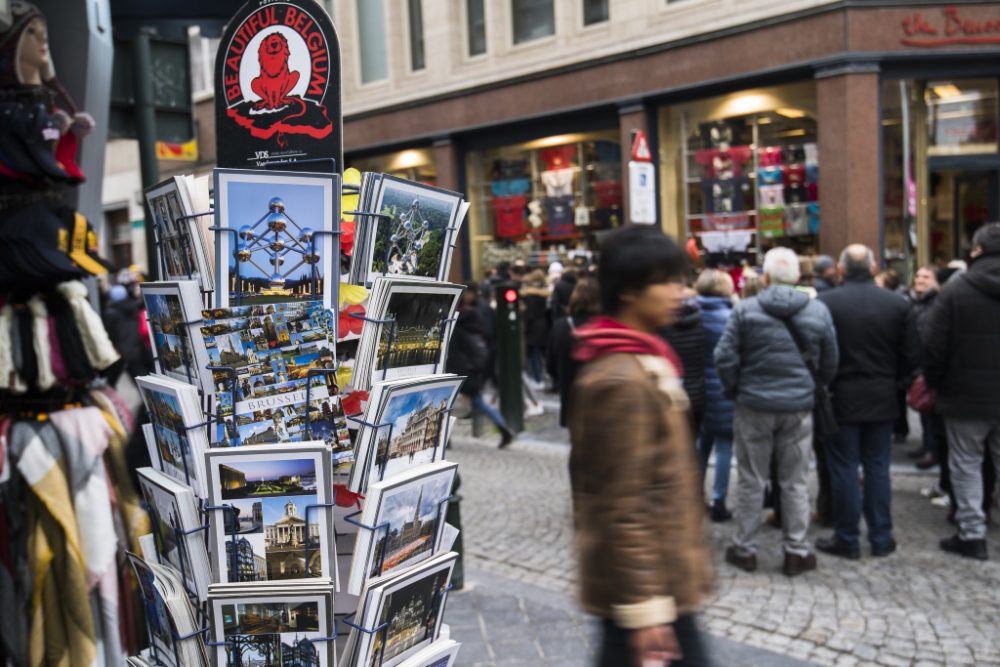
[540,146,577,170]
[492,195,528,238]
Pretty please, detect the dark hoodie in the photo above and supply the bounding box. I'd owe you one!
[923,253,1000,419]
[714,284,839,413]
[658,298,705,420]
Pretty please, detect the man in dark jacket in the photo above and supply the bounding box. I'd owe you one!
[815,245,919,560]
[813,255,838,293]
[660,295,707,436]
[715,247,839,576]
[923,223,1000,560]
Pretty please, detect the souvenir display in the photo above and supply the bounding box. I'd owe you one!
[351,175,467,285]
[351,278,463,392]
[205,444,337,587]
[144,176,215,292]
[347,462,458,595]
[342,552,457,667]
[394,640,461,667]
[137,467,213,601]
[136,374,212,498]
[142,281,213,393]
[208,584,337,667]
[347,375,463,493]
[126,554,210,667]
[213,168,339,309]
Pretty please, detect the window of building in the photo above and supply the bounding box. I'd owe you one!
[357,0,388,83]
[512,0,555,44]
[187,27,219,98]
[408,0,425,71]
[467,0,487,55]
[107,207,133,270]
[583,0,608,25]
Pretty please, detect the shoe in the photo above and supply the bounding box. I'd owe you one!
[815,536,861,560]
[922,484,945,499]
[915,454,938,470]
[725,546,757,572]
[908,446,928,459]
[709,500,732,523]
[524,402,545,418]
[765,511,780,528]
[871,539,897,557]
[498,427,516,449]
[930,495,951,508]
[939,534,988,560]
[783,551,817,577]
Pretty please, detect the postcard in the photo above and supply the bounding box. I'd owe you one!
[347,552,457,667]
[362,177,463,284]
[214,169,338,309]
[137,467,212,601]
[136,374,210,498]
[347,462,458,595]
[395,640,461,667]
[209,587,336,667]
[144,176,214,292]
[127,553,180,667]
[348,375,463,494]
[205,444,335,586]
[141,281,212,394]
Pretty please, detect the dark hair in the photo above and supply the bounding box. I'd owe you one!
[972,222,1000,255]
[568,277,601,318]
[598,227,688,314]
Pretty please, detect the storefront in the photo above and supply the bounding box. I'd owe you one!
[347,146,438,185]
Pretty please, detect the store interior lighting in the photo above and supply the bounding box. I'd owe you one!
[776,107,806,118]
[522,133,588,149]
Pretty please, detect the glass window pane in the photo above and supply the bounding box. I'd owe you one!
[408,0,425,71]
[357,0,388,83]
[512,0,555,44]
[467,0,486,55]
[583,0,608,25]
[926,79,998,156]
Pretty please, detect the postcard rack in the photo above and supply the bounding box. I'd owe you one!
[349,209,465,287]
[150,210,214,294]
[344,412,456,485]
[346,310,459,383]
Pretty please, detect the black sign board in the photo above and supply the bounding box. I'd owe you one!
[214,0,342,171]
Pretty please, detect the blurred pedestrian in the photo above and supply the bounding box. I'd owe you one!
[695,269,736,522]
[570,227,712,666]
[908,266,944,470]
[716,247,838,577]
[923,223,1000,560]
[521,269,551,385]
[660,286,706,437]
[447,285,516,448]
[102,283,153,387]
[813,255,837,293]
[815,245,918,560]
[546,276,600,427]
[550,267,578,321]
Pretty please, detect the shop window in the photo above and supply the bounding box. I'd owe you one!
[357,0,388,83]
[348,148,437,184]
[467,0,487,55]
[583,0,608,25]
[926,79,997,156]
[107,207,132,271]
[408,0,426,71]
[512,0,555,44]
[187,27,219,98]
[465,130,621,278]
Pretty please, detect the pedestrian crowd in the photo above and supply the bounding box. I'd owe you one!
[459,222,1000,666]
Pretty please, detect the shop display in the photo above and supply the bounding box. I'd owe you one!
[144,176,215,292]
[214,0,342,170]
[142,281,213,393]
[137,467,213,602]
[208,586,337,667]
[213,168,339,309]
[343,552,458,667]
[350,278,463,392]
[346,462,458,595]
[347,375,463,494]
[136,374,212,498]
[395,640,461,667]
[205,444,336,586]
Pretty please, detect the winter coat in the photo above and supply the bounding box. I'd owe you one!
[697,295,735,436]
[818,275,920,423]
[545,314,592,427]
[521,285,551,348]
[549,273,577,320]
[102,298,144,366]
[446,305,491,396]
[922,253,1000,419]
[569,341,711,627]
[659,300,706,422]
[715,285,839,413]
[814,276,836,293]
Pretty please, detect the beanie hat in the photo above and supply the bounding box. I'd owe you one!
[109,284,128,302]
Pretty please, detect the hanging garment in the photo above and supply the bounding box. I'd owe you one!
[541,168,574,197]
[785,203,810,236]
[491,195,529,239]
[543,196,576,236]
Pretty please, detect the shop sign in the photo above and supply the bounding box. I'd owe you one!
[901,7,1000,47]
[629,161,657,225]
[215,0,343,170]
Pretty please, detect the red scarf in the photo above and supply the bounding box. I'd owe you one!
[572,316,684,376]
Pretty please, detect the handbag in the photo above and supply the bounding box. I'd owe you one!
[907,375,936,415]
[778,315,839,438]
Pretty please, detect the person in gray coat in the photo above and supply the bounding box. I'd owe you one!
[715,247,839,577]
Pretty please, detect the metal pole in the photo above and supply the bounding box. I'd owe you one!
[494,283,524,432]
[133,29,160,279]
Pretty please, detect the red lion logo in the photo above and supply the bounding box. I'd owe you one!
[251,32,300,110]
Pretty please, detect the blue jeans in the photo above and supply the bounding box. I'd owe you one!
[826,420,894,550]
[698,430,733,503]
[472,394,509,431]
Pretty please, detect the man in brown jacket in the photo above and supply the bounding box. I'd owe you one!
[570,227,713,667]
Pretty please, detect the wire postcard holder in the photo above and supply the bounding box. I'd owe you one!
[345,409,456,486]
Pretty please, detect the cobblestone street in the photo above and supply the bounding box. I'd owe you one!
[445,404,1000,667]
